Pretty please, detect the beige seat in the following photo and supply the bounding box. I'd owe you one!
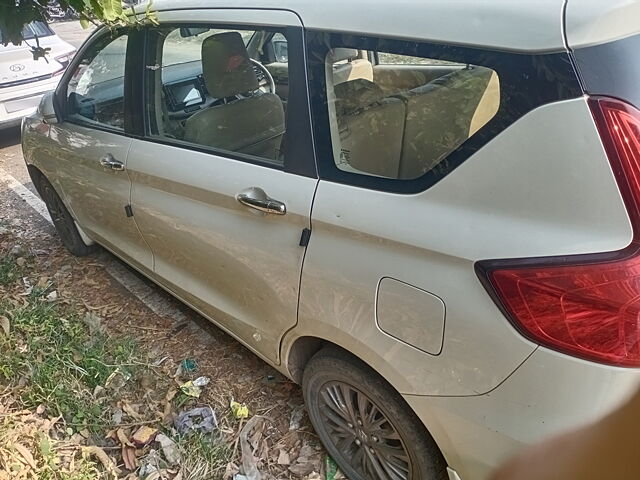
[333,79,406,178]
[331,48,374,86]
[183,32,285,160]
[396,66,500,179]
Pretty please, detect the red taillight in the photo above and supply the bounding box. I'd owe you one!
[478,97,640,367]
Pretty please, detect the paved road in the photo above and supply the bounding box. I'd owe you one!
[51,20,95,48]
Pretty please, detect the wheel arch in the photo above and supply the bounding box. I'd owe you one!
[292,336,452,478]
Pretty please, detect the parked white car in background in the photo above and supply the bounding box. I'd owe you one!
[0,21,75,129]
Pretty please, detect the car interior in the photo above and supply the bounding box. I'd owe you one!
[149,27,500,178]
[68,27,500,179]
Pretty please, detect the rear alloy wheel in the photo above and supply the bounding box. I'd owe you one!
[303,347,447,480]
[36,175,97,257]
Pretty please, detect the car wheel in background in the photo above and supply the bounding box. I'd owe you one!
[303,347,448,480]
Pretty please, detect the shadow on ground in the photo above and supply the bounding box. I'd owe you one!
[0,126,21,149]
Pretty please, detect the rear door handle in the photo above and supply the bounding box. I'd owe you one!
[236,187,286,215]
[99,153,125,171]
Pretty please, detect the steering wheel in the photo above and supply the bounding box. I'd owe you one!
[250,59,276,95]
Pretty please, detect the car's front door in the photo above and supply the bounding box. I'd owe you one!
[47,29,153,271]
[127,10,317,363]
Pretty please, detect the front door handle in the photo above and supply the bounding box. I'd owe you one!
[99,153,125,171]
[236,187,286,215]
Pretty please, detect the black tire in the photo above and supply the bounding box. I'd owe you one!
[303,347,447,480]
[35,174,97,257]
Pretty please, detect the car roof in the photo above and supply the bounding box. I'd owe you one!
[144,0,640,53]
[145,0,568,53]
[566,0,640,49]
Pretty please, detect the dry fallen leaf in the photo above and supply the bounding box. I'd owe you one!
[131,426,158,447]
[13,443,37,469]
[0,316,9,336]
[116,428,134,447]
[121,445,138,471]
[277,449,291,465]
[83,445,122,477]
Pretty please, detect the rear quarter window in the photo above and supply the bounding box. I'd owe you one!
[306,31,583,194]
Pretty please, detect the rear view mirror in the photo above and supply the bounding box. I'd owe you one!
[180,27,209,38]
[273,40,288,63]
[38,92,58,124]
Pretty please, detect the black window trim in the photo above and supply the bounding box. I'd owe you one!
[136,22,317,178]
[306,29,583,194]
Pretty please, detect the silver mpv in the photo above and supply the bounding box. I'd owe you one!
[21,1,640,479]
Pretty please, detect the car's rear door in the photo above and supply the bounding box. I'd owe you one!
[127,10,316,364]
[44,28,153,271]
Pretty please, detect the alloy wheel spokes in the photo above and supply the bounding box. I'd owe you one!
[318,381,412,480]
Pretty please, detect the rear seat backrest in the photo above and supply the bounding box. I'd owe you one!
[333,79,406,178]
[396,66,498,179]
[332,48,374,86]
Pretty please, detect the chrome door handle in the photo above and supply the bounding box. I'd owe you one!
[99,154,125,171]
[236,187,286,215]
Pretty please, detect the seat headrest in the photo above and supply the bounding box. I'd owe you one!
[201,32,259,99]
[334,79,384,116]
[330,48,359,63]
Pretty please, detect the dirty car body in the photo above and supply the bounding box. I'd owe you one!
[21,1,640,479]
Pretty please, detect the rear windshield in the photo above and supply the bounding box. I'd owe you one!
[0,21,53,44]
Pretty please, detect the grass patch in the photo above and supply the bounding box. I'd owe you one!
[177,432,232,480]
[0,276,143,433]
[0,255,22,286]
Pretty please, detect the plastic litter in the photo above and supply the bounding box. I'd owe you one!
[175,406,218,435]
[105,367,131,389]
[181,358,198,372]
[289,405,305,430]
[139,449,165,477]
[325,456,338,480]
[156,433,180,465]
[235,416,263,480]
[230,400,250,419]
[325,456,345,480]
[179,376,210,397]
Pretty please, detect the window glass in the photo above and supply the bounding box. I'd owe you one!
[66,33,128,130]
[327,49,500,180]
[146,26,289,165]
[377,52,461,66]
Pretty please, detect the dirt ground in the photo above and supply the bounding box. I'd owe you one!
[0,128,329,478]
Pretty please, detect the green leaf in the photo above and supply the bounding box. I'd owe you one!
[101,0,123,22]
[38,433,52,457]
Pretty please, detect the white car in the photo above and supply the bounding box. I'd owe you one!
[21,1,640,479]
[0,21,75,128]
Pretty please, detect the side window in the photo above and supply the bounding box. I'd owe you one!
[377,52,459,66]
[326,48,500,180]
[145,26,290,166]
[66,33,128,130]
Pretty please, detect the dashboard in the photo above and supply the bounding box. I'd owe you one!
[165,76,207,112]
[162,59,268,114]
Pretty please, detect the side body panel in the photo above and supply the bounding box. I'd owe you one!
[128,141,316,364]
[127,4,316,366]
[293,98,632,396]
[404,348,640,480]
[25,122,153,271]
